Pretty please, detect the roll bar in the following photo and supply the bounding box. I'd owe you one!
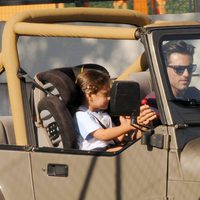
[1,7,152,145]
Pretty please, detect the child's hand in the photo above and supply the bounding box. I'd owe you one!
[119,116,134,129]
[119,116,130,124]
[137,105,157,126]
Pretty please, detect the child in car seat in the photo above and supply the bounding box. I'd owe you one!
[73,69,157,152]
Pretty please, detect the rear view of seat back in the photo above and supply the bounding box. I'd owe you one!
[33,63,109,149]
[0,116,15,144]
[128,71,152,100]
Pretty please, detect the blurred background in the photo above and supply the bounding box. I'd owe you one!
[1,0,200,20]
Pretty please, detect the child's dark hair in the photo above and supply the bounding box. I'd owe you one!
[76,69,110,95]
[74,69,110,108]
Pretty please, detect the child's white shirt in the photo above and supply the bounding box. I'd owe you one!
[73,105,114,150]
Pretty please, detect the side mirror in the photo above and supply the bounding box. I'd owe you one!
[110,81,140,117]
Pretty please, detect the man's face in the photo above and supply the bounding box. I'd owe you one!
[167,53,193,97]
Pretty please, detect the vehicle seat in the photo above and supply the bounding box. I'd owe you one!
[0,116,15,144]
[128,70,153,99]
[33,64,109,149]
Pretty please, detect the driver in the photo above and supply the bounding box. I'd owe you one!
[143,40,200,125]
[162,40,199,99]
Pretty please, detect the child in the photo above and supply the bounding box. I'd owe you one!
[73,69,156,152]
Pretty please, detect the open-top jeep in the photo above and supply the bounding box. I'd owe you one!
[0,7,200,200]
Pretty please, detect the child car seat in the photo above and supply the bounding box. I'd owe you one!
[33,64,109,149]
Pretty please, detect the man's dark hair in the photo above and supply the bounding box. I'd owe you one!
[162,40,195,66]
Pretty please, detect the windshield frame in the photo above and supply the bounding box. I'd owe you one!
[144,25,200,125]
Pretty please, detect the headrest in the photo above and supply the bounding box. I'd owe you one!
[54,63,110,80]
[128,71,152,99]
[36,70,76,105]
[73,63,109,77]
[36,63,109,103]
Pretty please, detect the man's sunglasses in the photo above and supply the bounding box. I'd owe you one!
[168,64,197,75]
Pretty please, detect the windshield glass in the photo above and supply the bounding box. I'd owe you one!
[161,39,200,101]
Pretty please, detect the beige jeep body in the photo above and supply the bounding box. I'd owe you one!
[0,7,199,200]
